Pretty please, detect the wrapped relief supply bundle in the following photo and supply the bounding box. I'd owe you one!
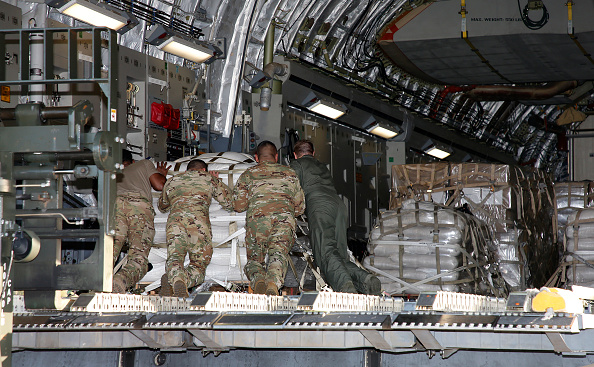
[364,200,507,297]
[554,181,594,241]
[563,208,594,288]
[389,163,557,290]
[140,152,256,289]
[390,163,450,207]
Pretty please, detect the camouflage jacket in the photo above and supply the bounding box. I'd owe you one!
[158,170,233,216]
[233,161,305,218]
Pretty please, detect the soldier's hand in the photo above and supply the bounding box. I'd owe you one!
[210,171,220,178]
[157,161,171,176]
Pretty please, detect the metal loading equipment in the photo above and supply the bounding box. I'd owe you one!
[0,27,122,309]
[11,290,594,361]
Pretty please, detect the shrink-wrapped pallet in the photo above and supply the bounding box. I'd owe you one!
[390,163,450,207]
[555,182,594,219]
[388,162,557,290]
[554,182,594,242]
[139,152,256,288]
[365,200,506,296]
[493,230,525,289]
[563,208,594,287]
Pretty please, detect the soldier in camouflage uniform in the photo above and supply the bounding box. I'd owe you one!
[158,159,233,298]
[113,150,169,293]
[233,141,305,295]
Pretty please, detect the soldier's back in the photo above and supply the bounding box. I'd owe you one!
[243,162,300,216]
[166,171,214,214]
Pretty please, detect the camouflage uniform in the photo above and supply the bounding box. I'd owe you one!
[233,161,305,290]
[113,159,159,291]
[158,171,233,288]
[113,194,155,289]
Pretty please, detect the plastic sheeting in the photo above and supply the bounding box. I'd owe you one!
[555,182,594,245]
[564,208,594,287]
[141,247,248,286]
[210,0,262,136]
[366,200,507,297]
[389,162,557,290]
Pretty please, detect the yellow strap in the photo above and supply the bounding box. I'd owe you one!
[460,0,467,39]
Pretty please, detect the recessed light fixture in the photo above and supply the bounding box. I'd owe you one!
[424,145,451,159]
[47,0,138,34]
[308,100,346,119]
[157,36,214,63]
[365,117,400,139]
[146,25,222,64]
[302,92,347,119]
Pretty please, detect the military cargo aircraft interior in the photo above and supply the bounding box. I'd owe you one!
[2,1,594,366]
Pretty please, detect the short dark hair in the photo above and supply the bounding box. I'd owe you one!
[256,140,277,158]
[122,149,134,164]
[187,159,207,171]
[294,140,314,156]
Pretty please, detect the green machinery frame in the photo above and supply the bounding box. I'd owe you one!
[0,26,122,298]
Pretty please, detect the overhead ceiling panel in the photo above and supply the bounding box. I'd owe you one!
[378,0,594,85]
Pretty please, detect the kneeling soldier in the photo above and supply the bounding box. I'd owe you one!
[158,159,233,297]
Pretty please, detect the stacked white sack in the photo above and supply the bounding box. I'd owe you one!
[141,247,248,287]
[364,200,465,294]
[390,163,560,291]
[142,152,256,286]
[565,208,594,288]
[555,182,594,244]
[492,229,524,289]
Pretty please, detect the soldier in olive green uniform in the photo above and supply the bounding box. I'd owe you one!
[113,150,169,293]
[290,140,381,295]
[233,141,305,295]
[158,159,233,298]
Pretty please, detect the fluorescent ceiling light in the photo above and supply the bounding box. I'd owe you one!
[308,100,346,119]
[57,0,133,32]
[368,125,398,139]
[364,116,400,139]
[157,36,214,64]
[425,146,451,159]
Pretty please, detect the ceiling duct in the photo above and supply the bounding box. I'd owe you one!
[464,81,578,101]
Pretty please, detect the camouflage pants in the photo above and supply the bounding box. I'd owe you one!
[113,194,155,290]
[244,212,296,289]
[166,212,212,288]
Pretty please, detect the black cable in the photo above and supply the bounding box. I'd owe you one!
[278,0,317,54]
[106,0,203,38]
[281,128,300,163]
[517,0,549,30]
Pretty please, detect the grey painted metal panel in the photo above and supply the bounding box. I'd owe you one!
[14,345,594,367]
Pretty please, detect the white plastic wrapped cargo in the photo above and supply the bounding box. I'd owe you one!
[366,253,460,270]
[372,242,461,256]
[555,182,594,224]
[367,267,461,282]
[367,201,466,294]
[563,208,594,286]
[567,267,594,286]
[438,187,515,234]
[389,163,556,291]
[141,152,256,288]
[372,200,466,244]
[367,200,508,296]
[567,238,594,252]
[141,247,248,290]
[555,182,594,245]
[566,209,594,239]
[493,230,525,289]
[376,278,459,294]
